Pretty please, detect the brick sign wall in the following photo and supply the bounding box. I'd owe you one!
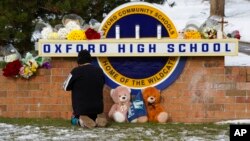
[1,57,250,123]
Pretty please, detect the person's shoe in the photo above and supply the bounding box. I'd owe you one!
[79,115,96,128]
[95,113,108,127]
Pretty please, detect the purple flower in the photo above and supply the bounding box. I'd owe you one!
[42,62,51,69]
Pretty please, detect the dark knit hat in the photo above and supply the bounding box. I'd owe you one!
[77,50,92,64]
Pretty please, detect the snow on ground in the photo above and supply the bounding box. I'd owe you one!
[216,119,250,125]
[225,52,250,66]
[156,0,250,42]
[155,0,250,66]
[0,123,230,141]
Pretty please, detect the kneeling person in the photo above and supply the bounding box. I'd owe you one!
[63,50,107,128]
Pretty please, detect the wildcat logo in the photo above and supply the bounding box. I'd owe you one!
[97,2,186,91]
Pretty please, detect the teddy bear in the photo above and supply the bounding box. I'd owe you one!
[142,87,168,123]
[108,86,131,123]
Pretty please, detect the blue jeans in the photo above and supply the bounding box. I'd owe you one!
[71,114,80,126]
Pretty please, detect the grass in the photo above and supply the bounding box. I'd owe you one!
[0,117,71,127]
[0,117,229,129]
[0,117,230,141]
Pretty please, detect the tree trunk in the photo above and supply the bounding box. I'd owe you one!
[210,0,225,16]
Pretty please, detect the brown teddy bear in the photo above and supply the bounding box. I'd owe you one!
[108,86,131,123]
[142,87,168,123]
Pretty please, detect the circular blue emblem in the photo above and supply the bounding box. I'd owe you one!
[97,2,186,92]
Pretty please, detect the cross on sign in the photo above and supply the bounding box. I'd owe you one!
[218,17,228,33]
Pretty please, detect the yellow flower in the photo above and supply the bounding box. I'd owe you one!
[30,64,38,72]
[184,30,201,39]
[48,32,59,40]
[24,66,32,76]
[67,30,86,40]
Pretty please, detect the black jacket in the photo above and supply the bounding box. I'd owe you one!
[63,64,105,115]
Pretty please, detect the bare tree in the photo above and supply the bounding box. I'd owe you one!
[210,0,225,16]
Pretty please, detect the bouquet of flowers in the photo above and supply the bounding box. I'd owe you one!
[1,44,21,63]
[2,51,51,79]
[184,29,202,39]
[2,60,22,77]
[181,20,220,40]
[201,27,217,39]
[34,14,102,41]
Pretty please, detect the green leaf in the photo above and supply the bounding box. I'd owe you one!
[16,13,29,23]
[15,32,26,40]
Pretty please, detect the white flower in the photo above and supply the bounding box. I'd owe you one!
[58,28,70,39]
[89,19,101,31]
[31,30,42,42]
[4,54,20,63]
[48,32,59,40]
[202,27,217,39]
[65,21,81,31]
[41,27,53,39]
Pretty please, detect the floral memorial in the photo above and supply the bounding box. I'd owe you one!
[1,14,103,79]
[1,3,239,81]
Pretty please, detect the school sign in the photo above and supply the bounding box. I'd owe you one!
[39,38,237,57]
[38,2,238,92]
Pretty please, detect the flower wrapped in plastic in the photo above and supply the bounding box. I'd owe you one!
[57,14,85,39]
[31,22,49,42]
[183,21,201,39]
[40,24,53,39]
[31,14,105,41]
[67,30,86,40]
[62,14,83,31]
[227,30,241,39]
[35,56,52,69]
[2,60,22,77]
[2,50,51,79]
[19,52,39,79]
[201,27,217,39]
[54,24,64,32]
[19,66,34,79]
[42,62,51,69]
[85,28,101,40]
[65,21,81,31]
[21,52,35,65]
[1,44,21,63]
[58,28,70,39]
[85,19,102,39]
[184,29,201,39]
[22,53,39,66]
[62,14,84,27]
[89,19,101,32]
[47,32,59,40]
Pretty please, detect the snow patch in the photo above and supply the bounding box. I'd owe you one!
[155,0,250,42]
[0,122,230,140]
[216,119,250,125]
